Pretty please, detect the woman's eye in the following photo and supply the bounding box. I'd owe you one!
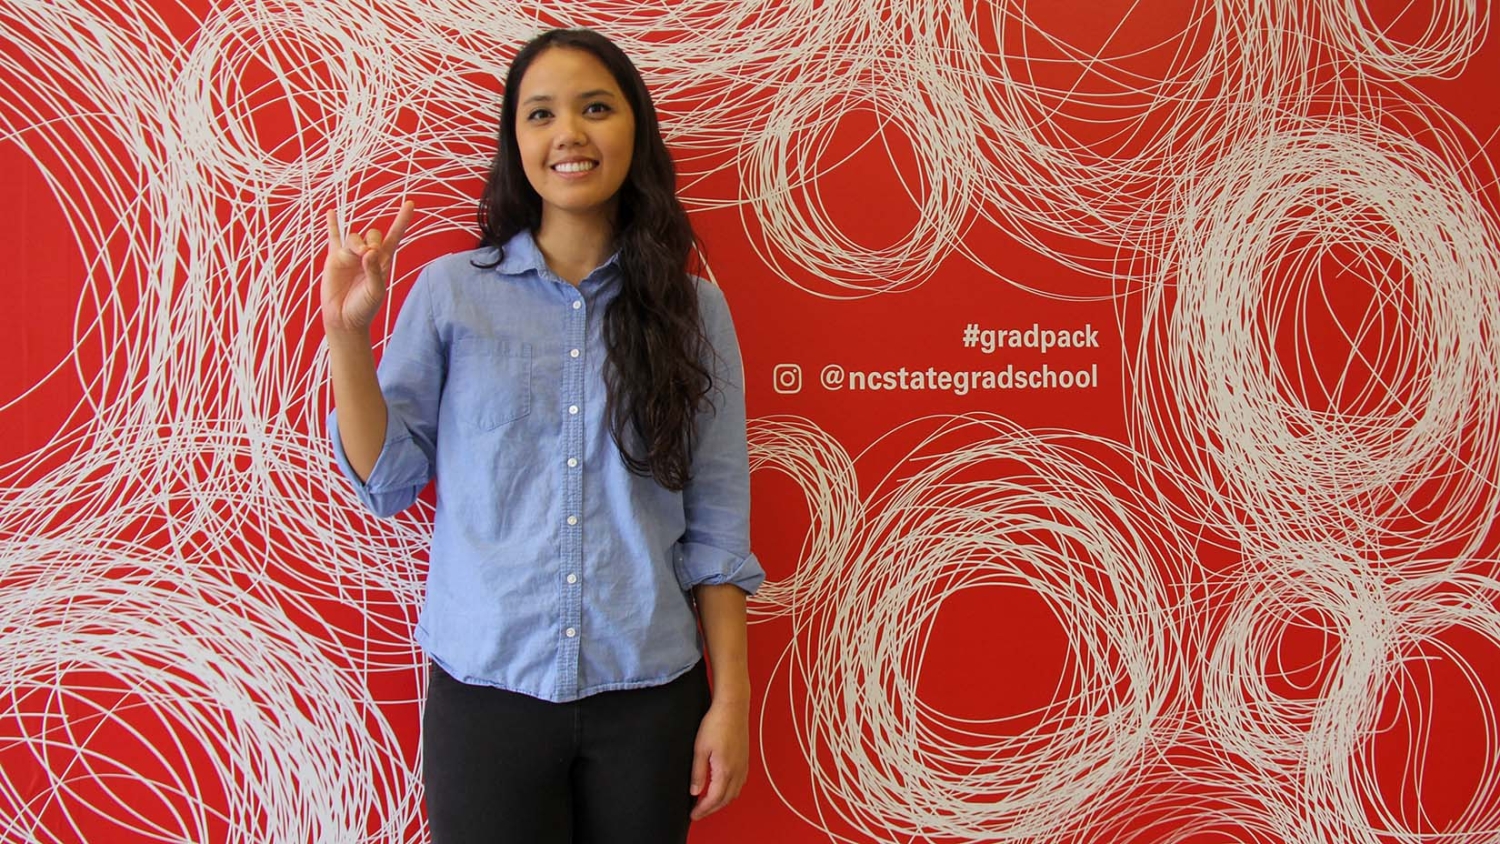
[526,108,552,121]
[584,102,612,116]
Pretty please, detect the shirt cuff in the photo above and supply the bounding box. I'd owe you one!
[674,542,766,594]
[327,408,430,516]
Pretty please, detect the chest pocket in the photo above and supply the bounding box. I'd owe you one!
[448,338,533,430]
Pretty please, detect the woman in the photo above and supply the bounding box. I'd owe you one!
[322,28,762,843]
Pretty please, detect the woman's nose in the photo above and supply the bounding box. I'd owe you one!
[553,116,586,147]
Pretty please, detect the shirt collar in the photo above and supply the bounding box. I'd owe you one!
[495,229,622,287]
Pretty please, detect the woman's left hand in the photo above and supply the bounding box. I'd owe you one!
[689,698,750,820]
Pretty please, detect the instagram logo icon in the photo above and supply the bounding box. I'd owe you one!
[772,364,803,394]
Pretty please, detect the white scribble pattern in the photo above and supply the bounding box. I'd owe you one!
[756,416,1195,840]
[1,1,1497,843]
[1130,121,1500,566]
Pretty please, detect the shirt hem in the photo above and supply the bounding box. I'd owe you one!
[422,643,702,703]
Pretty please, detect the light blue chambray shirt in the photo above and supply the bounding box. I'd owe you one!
[328,230,763,703]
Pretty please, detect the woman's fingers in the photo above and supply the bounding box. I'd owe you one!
[385,200,416,249]
[326,215,370,258]
[324,200,416,263]
[690,759,738,820]
[690,747,709,797]
[361,247,384,283]
[325,209,342,250]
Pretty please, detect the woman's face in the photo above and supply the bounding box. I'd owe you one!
[514,47,637,228]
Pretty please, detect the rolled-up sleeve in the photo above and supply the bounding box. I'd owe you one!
[673,282,765,594]
[326,272,444,518]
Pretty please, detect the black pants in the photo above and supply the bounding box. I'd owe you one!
[422,661,710,843]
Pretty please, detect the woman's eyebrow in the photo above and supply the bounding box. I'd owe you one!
[521,89,618,106]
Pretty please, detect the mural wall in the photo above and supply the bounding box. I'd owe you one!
[3,0,1499,841]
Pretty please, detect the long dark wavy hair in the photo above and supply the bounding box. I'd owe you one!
[477,28,713,491]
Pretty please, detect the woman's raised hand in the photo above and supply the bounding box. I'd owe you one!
[322,201,416,334]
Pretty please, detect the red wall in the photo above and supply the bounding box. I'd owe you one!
[3,0,1499,841]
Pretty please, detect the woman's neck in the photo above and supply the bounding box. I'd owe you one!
[534,210,616,286]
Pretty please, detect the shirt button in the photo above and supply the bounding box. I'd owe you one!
[565,627,577,638]
[568,405,579,415]
[570,348,580,358]
[567,457,578,468]
[572,300,582,310]
[566,573,578,584]
[567,515,578,526]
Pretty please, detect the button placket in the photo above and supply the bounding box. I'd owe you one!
[557,289,588,698]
